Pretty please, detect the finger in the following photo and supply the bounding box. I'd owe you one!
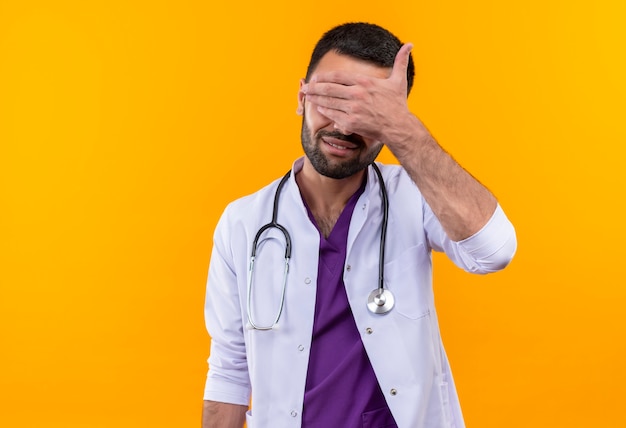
[310,70,358,86]
[305,93,349,112]
[316,105,350,130]
[391,43,413,84]
[303,81,354,100]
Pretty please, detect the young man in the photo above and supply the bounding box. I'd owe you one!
[202,22,516,428]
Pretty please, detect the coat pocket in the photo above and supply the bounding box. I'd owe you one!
[361,406,397,428]
[383,243,431,320]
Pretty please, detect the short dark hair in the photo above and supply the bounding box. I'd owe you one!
[305,22,415,94]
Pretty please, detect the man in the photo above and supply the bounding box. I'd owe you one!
[202,22,516,428]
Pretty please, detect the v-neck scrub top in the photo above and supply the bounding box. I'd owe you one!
[301,178,397,427]
[204,157,517,428]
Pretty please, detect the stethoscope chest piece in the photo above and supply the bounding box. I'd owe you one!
[367,288,395,314]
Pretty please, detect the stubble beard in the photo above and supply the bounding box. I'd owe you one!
[300,118,382,179]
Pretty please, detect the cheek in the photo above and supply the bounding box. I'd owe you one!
[304,102,332,132]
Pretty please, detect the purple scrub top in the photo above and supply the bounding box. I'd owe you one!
[301,179,397,428]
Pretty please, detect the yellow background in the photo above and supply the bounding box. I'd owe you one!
[1,0,625,426]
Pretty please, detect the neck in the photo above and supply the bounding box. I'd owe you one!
[295,159,365,237]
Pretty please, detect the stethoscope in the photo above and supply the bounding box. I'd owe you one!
[246,163,394,331]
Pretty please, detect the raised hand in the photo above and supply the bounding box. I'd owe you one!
[301,43,417,147]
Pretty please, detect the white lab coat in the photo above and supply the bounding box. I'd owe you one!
[204,158,517,428]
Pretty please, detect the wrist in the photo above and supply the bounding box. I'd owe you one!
[385,114,432,159]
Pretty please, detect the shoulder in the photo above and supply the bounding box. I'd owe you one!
[222,177,282,222]
[374,162,421,195]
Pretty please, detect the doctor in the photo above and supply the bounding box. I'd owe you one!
[202,23,516,428]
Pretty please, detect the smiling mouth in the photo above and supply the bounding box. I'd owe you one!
[324,139,352,150]
[320,133,362,152]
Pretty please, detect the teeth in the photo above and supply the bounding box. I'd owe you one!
[328,141,347,150]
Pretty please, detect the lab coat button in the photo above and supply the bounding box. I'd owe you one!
[298,345,305,351]
[365,327,373,334]
[304,277,312,285]
[291,410,298,417]
[346,265,352,272]
[390,388,398,396]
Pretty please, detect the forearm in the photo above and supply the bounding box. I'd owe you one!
[202,400,247,428]
[386,115,497,241]
[300,43,498,241]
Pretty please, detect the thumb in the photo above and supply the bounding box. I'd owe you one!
[391,43,413,86]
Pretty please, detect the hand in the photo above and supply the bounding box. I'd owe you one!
[300,43,416,146]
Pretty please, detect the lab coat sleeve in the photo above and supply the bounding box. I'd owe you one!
[425,202,517,274]
[203,206,251,405]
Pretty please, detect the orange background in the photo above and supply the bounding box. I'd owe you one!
[1,0,625,427]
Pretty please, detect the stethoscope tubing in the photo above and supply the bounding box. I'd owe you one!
[372,163,389,293]
[247,163,393,330]
[246,171,292,330]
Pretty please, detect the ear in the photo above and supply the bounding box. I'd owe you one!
[296,78,306,116]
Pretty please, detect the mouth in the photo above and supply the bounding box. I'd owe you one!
[318,132,364,153]
[322,136,357,150]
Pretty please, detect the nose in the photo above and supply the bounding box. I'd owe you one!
[333,123,352,136]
